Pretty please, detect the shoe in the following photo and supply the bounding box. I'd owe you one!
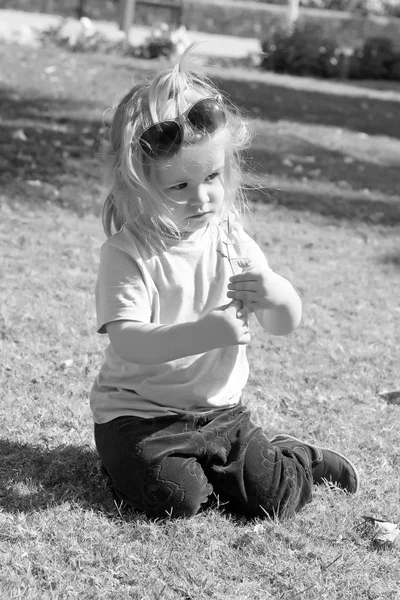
[271,434,360,494]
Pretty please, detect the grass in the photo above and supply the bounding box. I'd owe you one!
[1,41,400,599]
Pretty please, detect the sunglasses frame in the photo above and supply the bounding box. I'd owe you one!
[138,95,226,160]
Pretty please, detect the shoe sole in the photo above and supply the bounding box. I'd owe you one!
[271,434,360,494]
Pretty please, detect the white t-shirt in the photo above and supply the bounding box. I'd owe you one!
[90,219,268,423]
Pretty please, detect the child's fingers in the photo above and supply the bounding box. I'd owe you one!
[228,281,258,292]
[229,272,258,283]
[237,303,252,325]
[225,300,249,325]
[227,290,255,304]
[226,299,243,312]
[237,306,252,320]
[238,331,251,345]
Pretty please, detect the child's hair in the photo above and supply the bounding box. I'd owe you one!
[101,43,253,252]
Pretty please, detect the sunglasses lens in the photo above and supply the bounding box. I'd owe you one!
[140,121,182,159]
[188,99,226,134]
[138,98,226,159]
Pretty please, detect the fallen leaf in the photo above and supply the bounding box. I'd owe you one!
[373,521,399,547]
[12,129,28,142]
[362,516,400,547]
[60,359,74,370]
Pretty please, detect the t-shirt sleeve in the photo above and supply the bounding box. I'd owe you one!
[96,240,151,334]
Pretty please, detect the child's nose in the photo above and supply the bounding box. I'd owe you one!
[191,185,209,205]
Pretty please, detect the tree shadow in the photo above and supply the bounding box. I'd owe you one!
[213,72,400,140]
[0,438,115,515]
[0,85,103,179]
[248,143,400,195]
[0,84,106,216]
[249,184,400,226]
[1,60,400,226]
[246,144,400,226]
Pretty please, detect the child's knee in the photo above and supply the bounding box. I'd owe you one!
[143,457,212,518]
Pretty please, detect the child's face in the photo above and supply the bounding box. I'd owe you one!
[154,133,226,233]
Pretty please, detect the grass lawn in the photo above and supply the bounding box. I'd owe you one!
[1,42,400,599]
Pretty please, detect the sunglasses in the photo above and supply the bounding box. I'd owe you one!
[138,96,226,160]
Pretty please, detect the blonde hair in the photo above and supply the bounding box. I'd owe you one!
[101,44,253,253]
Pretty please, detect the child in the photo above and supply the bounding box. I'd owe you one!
[91,47,359,519]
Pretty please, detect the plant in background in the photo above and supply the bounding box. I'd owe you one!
[129,23,177,59]
[39,17,179,59]
[260,23,400,80]
[260,23,342,78]
[359,0,400,17]
[262,0,400,17]
[355,37,400,80]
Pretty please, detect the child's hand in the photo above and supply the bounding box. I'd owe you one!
[227,265,289,312]
[197,300,250,349]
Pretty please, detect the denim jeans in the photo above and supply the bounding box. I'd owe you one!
[94,403,313,519]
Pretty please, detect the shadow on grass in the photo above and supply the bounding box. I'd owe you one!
[214,73,400,140]
[0,84,106,215]
[1,66,400,226]
[0,438,251,523]
[0,85,103,180]
[0,438,115,515]
[249,183,400,226]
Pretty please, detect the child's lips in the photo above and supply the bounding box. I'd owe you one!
[189,212,211,219]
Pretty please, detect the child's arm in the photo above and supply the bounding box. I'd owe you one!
[227,266,302,336]
[106,300,250,364]
[253,274,302,335]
